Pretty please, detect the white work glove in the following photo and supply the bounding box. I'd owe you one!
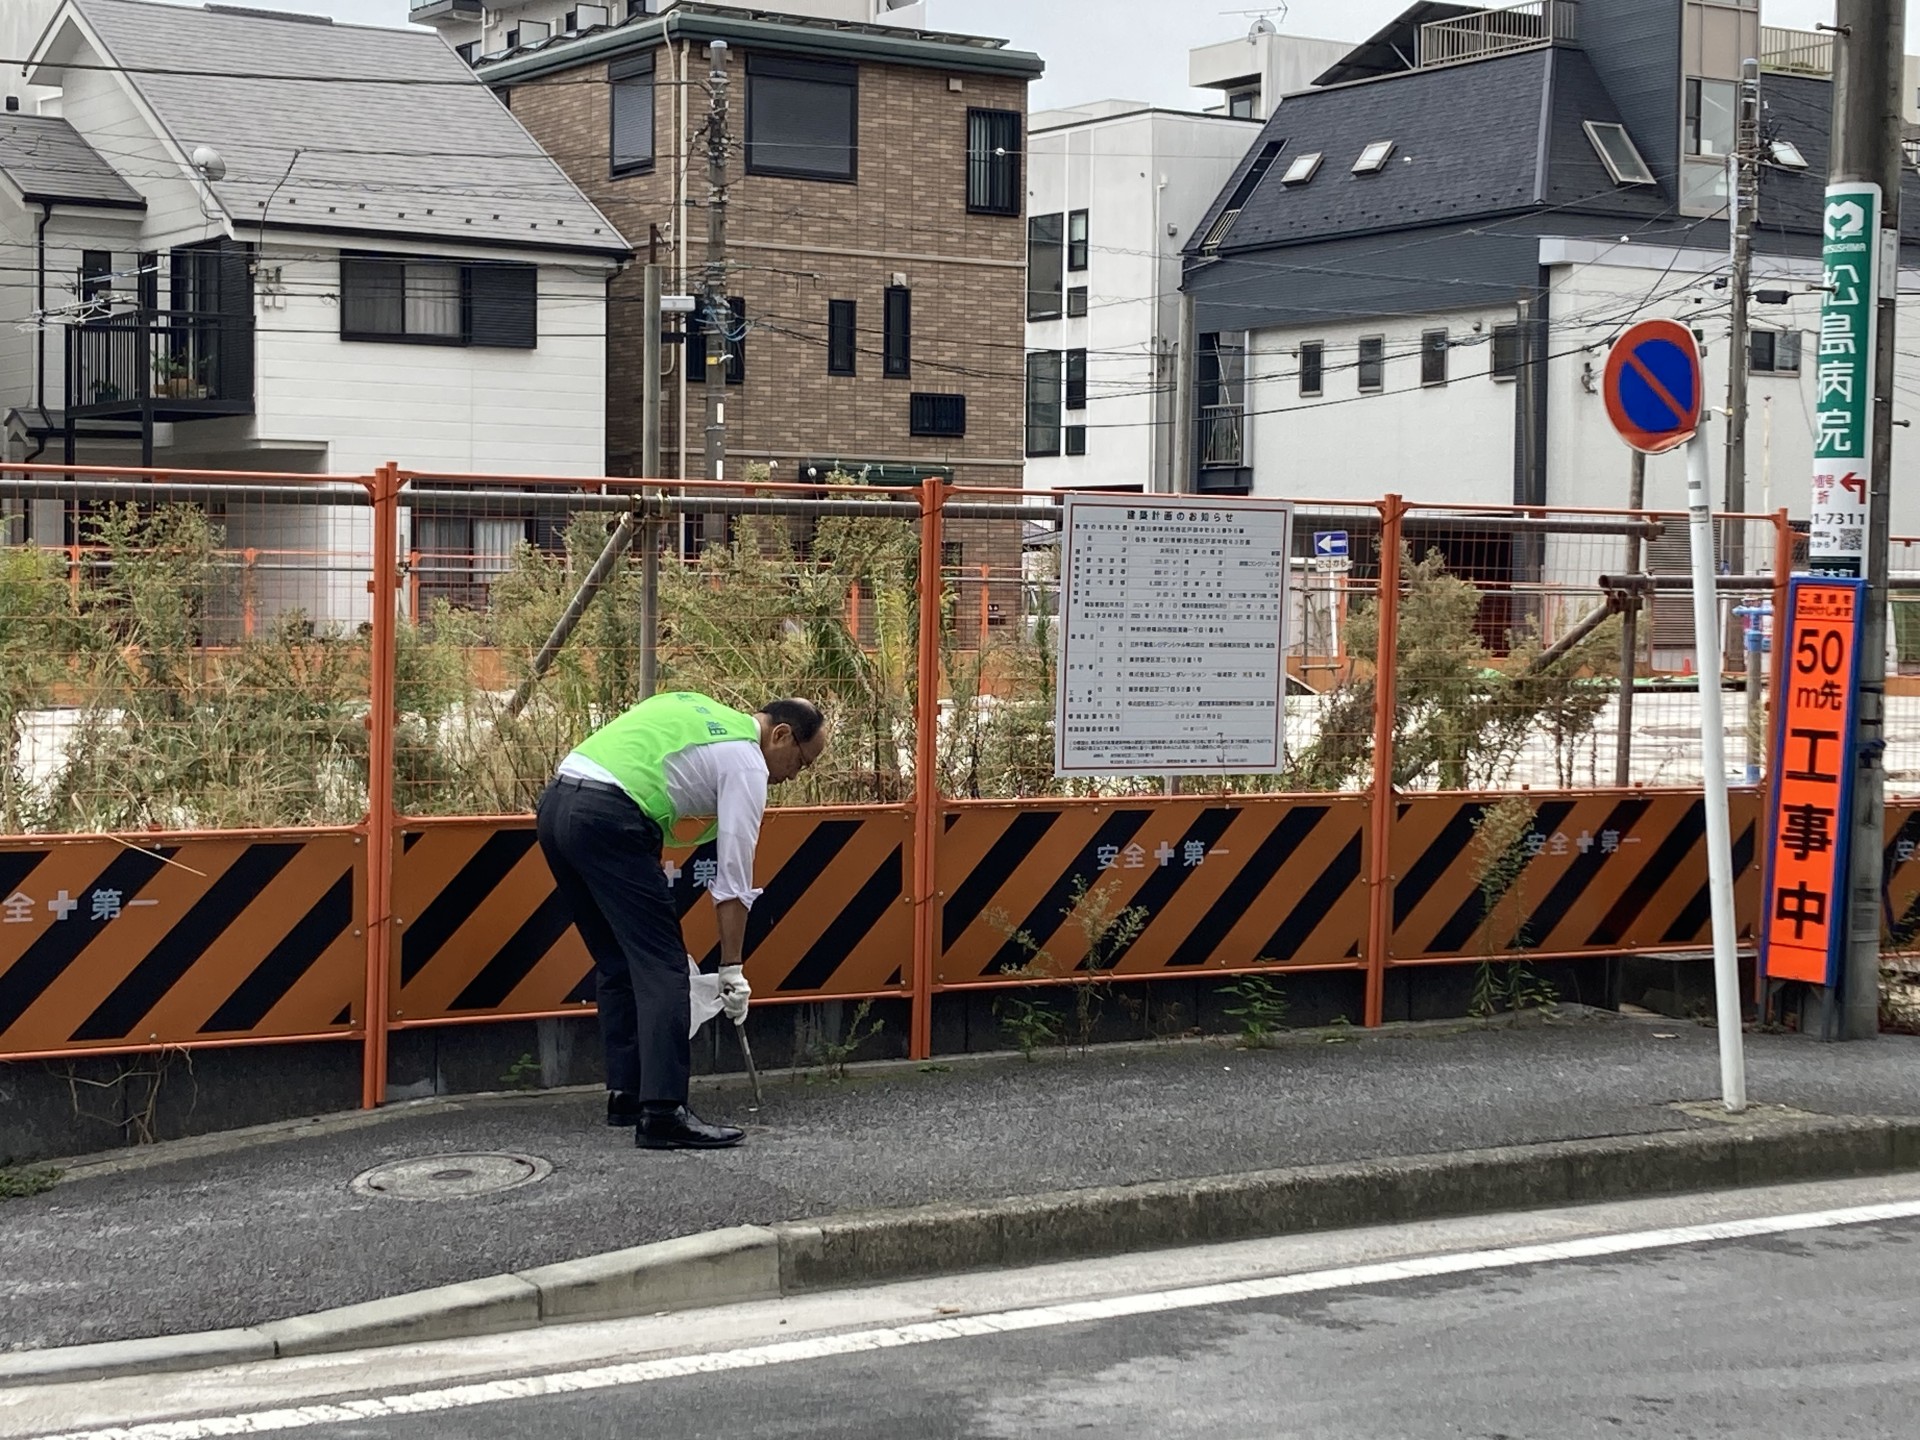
[718,964,751,1025]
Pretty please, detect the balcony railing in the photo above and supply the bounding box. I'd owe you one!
[1199,405,1245,469]
[1760,25,1832,76]
[1419,0,1578,70]
[66,309,255,420]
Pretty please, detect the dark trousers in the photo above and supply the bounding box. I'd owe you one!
[535,776,690,1105]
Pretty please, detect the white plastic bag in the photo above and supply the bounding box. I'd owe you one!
[688,954,724,1037]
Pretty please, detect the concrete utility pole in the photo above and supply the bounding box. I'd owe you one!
[1172,290,1196,495]
[1829,0,1904,1040]
[640,262,663,699]
[1724,57,1761,569]
[1723,60,1767,787]
[701,39,731,486]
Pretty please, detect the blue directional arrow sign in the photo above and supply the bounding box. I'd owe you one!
[1313,531,1349,559]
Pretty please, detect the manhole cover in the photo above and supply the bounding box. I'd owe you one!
[351,1151,552,1202]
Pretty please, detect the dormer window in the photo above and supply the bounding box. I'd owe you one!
[1584,121,1656,186]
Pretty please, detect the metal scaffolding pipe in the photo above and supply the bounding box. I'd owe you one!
[0,478,370,507]
[1602,572,1802,592]
[399,489,924,520]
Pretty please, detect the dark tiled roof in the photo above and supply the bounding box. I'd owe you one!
[1540,47,1671,214]
[0,115,144,208]
[1189,46,1678,259]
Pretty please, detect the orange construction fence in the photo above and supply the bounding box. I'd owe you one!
[3,462,1911,1106]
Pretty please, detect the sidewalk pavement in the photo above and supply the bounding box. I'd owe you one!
[6,1008,1920,1355]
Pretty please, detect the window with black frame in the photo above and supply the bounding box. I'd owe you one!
[1067,210,1088,270]
[1028,213,1064,320]
[883,286,911,377]
[966,108,1021,215]
[746,54,857,181]
[827,299,856,375]
[1025,350,1062,456]
[610,56,654,175]
[340,255,536,348]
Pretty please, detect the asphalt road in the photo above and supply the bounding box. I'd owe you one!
[17,1175,1920,1440]
[317,1215,1920,1440]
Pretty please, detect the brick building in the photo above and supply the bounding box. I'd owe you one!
[478,2,1042,536]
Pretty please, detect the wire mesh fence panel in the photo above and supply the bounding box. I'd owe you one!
[1385,506,1781,793]
[391,470,924,817]
[659,478,923,810]
[933,493,1385,800]
[1272,502,1385,795]
[0,467,375,834]
[934,493,1062,801]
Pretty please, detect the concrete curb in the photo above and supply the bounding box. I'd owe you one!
[9,1111,1916,1388]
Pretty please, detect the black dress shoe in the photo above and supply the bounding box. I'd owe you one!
[636,1105,745,1150]
[606,1091,643,1128]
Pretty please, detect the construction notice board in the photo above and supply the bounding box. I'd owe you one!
[1761,577,1866,986]
[1056,495,1292,776]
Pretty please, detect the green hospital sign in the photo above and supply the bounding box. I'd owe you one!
[1809,182,1881,577]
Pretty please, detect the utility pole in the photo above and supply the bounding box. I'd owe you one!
[640,262,663,699]
[1171,290,1195,495]
[1823,0,1903,1039]
[701,39,730,486]
[1724,57,1761,573]
[1724,59,1765,787]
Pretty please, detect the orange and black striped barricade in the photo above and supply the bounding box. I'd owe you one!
[1388,790,1764,963]
[0,829,366,1058]
[935,795,1370,983]
[389,807,914,1024]
[1883,801,1920,953]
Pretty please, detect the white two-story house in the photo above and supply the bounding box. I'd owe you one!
[1,0,631,621]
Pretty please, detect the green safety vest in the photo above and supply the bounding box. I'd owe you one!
[571,692,760,837]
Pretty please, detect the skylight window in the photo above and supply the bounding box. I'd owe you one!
[1352,140,1394,174]
[1281,151,1324,185]
[1583,121,1656,186]
[1770,138,1810,171]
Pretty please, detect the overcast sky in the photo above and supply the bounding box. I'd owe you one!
[289,1,1856,109]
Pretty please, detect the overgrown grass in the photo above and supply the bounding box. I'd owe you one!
[2,500,1623,831]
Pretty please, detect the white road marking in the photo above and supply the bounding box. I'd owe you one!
[31,1196,1920,1440]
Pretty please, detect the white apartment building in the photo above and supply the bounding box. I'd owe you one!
[1242,242,1892,519]
[411,0,928,66]
[1022,103,1258,495]
[0,0,630,625]
[1184,0,1920,527]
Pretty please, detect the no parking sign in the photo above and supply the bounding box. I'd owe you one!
[1603,319,1702,455]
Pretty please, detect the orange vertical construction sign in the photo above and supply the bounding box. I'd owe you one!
[1761,578,1865,986]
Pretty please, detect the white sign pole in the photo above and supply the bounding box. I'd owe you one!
[1685,427,1749,1113]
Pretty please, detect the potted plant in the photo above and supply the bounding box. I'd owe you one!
[154,354,191,398]
[91,379,122,403]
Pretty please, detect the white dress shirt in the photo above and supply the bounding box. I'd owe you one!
[557,741,768,908]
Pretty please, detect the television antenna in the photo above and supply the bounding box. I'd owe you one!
[1221,4,1288,35]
